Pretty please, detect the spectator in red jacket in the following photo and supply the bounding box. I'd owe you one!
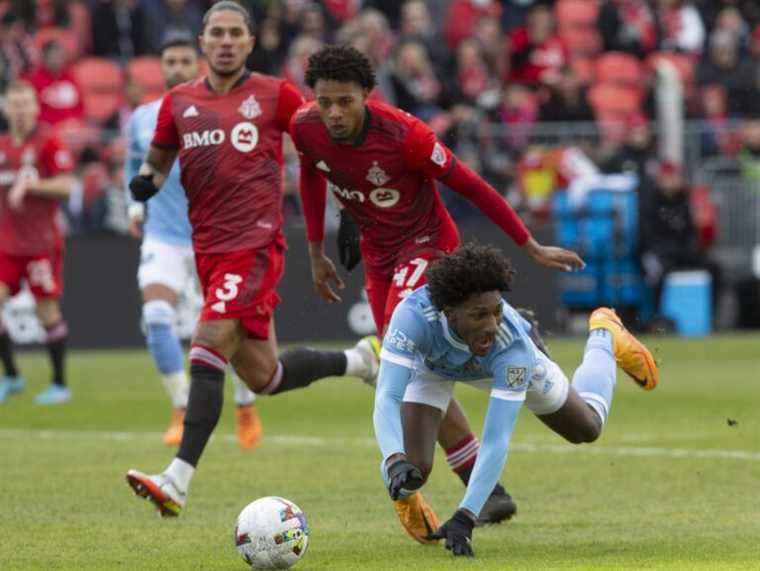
[443,0,502,51]
[23,39,83,127]
[507,4,569,87]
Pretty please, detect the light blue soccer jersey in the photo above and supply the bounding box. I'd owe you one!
[125,99,192,246]
[373,285,537,517]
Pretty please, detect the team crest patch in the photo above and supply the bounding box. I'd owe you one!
[366,161,390,186]
[238,95,262,119]
[506,367,526,388]
[430,142,447,167]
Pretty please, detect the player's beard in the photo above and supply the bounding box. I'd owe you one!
[209,60,245,78]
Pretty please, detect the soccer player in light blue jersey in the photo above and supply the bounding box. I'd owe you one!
[373,243,659,556]
[125,34,261,448]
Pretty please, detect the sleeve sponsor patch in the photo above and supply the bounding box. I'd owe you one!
[384,327,417,354]
[430,142,447,168]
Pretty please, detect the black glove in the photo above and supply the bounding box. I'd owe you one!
[427,509,475,557]
[386,459,424,501]
[336,209,361,271]
[129,174,159,202]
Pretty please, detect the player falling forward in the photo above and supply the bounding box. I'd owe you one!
[374,243,659,556]
[0,80,75,405]
[290,45,584,540]
[125,2,378,517]
[125,33,262,449]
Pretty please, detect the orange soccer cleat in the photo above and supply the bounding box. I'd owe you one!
[589,307,659,390]
[236,404,263,450]
[393,491,441,545]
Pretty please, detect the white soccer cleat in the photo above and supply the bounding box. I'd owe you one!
[353,335,381,386]
[126,469,186,517]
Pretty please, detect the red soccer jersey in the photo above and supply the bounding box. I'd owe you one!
[152,72,304,254]
[0,128,73,256]
[290,100,462,275]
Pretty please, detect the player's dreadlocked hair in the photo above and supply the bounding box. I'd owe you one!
[305,45,377,90]
[427,243,515,310]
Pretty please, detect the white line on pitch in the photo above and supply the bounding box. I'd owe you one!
[1,428,758,462]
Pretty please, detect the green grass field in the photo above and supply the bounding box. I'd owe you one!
[1,335,759,570]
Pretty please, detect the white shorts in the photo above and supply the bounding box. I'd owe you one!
[402,351,570,417]
[137,238,196,293]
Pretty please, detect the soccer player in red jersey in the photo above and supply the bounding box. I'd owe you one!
[290,45,585,542]
[0,80,75,406]
[125,3,380,518]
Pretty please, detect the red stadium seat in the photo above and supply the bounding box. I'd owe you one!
[555,0,600,28]
[127,56,164,104]
[595,52,645,87]
[71,57,124,124]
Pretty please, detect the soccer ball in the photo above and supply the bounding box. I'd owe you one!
[234,497,310,569]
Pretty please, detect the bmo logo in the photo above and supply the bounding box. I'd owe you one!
[369,188,400,208]
[231,122,259,153]
[328,181,365,203]
[183,129,225,149]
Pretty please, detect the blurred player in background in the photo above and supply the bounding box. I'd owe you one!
[125,2,378,517]
[125,33,262,449]
[374,243,659,556]
[0,80,75,405]
[291,45,584,542]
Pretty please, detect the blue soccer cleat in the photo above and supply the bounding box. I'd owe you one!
[35,384,72,405]
[0,375,26,404]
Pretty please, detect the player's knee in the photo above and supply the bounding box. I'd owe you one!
[192,321,239,355]
[35,300,61,327]
[143,299,175,331]
[566,419,602,444]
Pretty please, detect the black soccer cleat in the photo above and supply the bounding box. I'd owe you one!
[476,485,517,527]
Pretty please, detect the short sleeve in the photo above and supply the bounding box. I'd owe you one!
[487,344,532,403]
[403,118,455,179]
[380,301,431,369]
[151,92,179,149]
[41,135,74,176]
[276,80,306,132]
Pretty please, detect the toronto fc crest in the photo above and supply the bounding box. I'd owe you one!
[238,95,262,119]
[366,161,390,186]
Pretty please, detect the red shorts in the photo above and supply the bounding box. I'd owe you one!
[195,238,285,340]
[0,249,64,299]
[365,250,444,334]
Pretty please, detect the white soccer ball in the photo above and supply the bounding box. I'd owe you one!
[234,497,310,569]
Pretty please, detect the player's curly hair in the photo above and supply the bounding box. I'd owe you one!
[305,45,377,90]
[427,243,515,310]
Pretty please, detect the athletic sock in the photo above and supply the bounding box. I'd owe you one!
[260,348,347,395]
[445,434,480,485]
[44,320,68,387]
[572,328,617,425]
[144,301,188,407]
[343,347,366,377]
[0,322,19,377]
[233,373,256,406]
[165,457,195,493]
[176,346,226,467]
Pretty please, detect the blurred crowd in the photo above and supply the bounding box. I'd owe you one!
[0,0,759,241]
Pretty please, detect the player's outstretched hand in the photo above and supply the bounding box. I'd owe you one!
[129,174,159,202]
[309,252,345,303]
[387,459,424,501]
[523,237,585,272]
[427,509,475,557]
[336,209,361,272]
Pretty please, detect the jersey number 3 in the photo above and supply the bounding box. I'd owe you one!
[211,273,243,314]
